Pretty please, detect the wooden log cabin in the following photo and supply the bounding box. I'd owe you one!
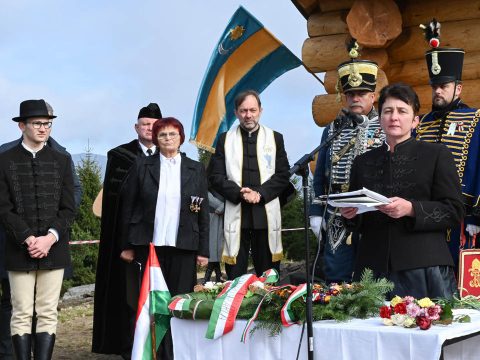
[291,0,480,127]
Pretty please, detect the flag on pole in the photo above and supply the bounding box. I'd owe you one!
[132,243,171,360]
[190,6,302,152]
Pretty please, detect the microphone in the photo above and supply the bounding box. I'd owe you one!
[337,108,369,128]
[349,112,369,128]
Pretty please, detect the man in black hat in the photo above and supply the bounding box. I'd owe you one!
[0,100,82,360]
[310,43,385,284]
[92,103,162,359]
[415,24,480,269]
[0,99,76,359]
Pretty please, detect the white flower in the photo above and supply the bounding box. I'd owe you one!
[251,281,265,289]
[203,281,216,290]
[391,314,408,326]
[403,317,416,328]
[383,318,394,326]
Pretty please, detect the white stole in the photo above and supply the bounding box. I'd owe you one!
[223,125,283,265]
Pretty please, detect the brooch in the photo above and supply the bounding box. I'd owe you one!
[190,196,204,213]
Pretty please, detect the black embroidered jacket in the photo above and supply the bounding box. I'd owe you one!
[348,138,464,276]
[0,144,75,271]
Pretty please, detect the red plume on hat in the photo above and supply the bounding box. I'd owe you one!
[420,18,441,48]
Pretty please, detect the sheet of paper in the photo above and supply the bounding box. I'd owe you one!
[314,187,391,214]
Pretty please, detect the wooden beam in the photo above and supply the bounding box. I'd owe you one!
[401,0,480,27]
[308,10,348,37]
[346,0,402,48]
[388,18,480,64]
[302,34,389,72]
[318,0,354,12]
[291,0,319,19]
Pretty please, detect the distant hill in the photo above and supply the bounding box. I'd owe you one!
[72,153,107,181]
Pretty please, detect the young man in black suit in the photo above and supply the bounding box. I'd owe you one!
[0,99,76,359]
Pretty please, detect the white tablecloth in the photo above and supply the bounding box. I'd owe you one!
[171,309,480,360]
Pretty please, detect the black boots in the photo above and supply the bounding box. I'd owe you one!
[203,262,223,284]
[11,334,31,360]
[10,333,55,360]
[33,333,55,360]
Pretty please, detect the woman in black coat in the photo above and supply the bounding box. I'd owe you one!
[119,117,209,359]
[341,84,464,299]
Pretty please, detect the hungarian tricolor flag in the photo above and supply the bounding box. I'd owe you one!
[132,243,171,360]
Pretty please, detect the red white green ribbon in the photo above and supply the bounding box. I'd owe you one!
[280,283,307,326]
[258,268,279,284]
[205,274,257,339]
[168,296,191,313]
[216,280,232,297]
[240,284,294,342]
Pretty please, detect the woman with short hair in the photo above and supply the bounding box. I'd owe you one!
[120,117,209,359]
[341,83,464,299]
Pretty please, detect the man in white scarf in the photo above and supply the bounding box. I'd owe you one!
[208,90,290,280]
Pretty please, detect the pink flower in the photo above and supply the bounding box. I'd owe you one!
[403,296,415,305]
[426,305,442,321]
[406,303,420,318]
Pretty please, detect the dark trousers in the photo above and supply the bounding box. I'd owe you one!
[0,279,12,359]
[134,245,198,360]
[225,229,280,280]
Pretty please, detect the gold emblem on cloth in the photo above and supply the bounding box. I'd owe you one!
[469,258,480,288]
[347,62,363,87]
[229,25,245,40]
[348,73,363,87]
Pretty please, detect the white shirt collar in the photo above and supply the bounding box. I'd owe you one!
[138,141,156,156]
[21,142,46,158]
[160,152,181,165]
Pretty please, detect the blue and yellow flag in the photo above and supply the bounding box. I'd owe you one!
[190,6,302,152]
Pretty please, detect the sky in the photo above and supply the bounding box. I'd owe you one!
[0,0,325,165]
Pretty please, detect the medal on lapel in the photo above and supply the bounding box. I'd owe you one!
[190,196,204,213]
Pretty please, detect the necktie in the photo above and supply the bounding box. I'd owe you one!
[147,148,153,156]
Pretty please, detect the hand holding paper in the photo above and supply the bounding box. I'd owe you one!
[376,197,415,218]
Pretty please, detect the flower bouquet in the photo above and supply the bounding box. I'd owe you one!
[379,296,446,330]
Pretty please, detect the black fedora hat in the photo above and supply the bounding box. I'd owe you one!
[138,103,162,119]
[12,99,57,122]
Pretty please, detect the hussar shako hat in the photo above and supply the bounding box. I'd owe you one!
[421,19,464,85]
[138,103,162,119]
[336,39,378,94]
[12,99,56,122]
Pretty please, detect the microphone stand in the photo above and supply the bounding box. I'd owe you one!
[289,117,353,360]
